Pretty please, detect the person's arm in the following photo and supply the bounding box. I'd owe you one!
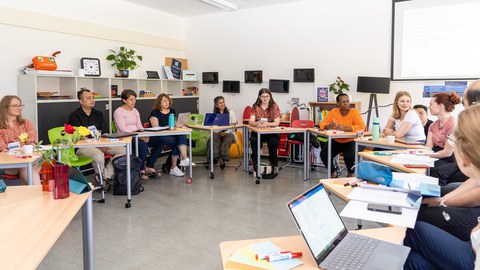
[135,110,144,131]
[0,130,8,151]
[383,118,395,135]
[248,114,257,127]
[423,177,480,207]
[319,110,335,130]
[150,116,159,127]
[113,109,128,132]
[393,121,414,138]
[337,109,365,132]
[430,140,454,159]
[425,131,434,149]
[267,116,280,127]
[266,104,281,128]
[225,110,237,134]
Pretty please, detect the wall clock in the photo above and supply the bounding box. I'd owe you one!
[80,57,101,77]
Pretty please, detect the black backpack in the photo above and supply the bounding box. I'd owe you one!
[112,155,144,195]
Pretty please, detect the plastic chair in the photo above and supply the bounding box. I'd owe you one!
[48,126,106,202]
[282,120,314,169]
[188,114,209,156]
[242,106,252,124]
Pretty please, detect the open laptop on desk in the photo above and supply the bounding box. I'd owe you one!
[176,112,191,128]
[203,113,230,126]
[286,183,410,270]
[395,138,425,145]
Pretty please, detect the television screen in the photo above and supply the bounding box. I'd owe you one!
[357,76,391,94]
[223,81,240,93]
[269,79,290,93]
[293,68,315,82]
[202,72,219,84]
[245,70,263,83]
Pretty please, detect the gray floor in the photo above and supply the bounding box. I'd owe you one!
[38,157,380,270]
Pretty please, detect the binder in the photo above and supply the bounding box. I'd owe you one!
[68,167,92,194]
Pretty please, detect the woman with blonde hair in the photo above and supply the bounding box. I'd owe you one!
[0,95,40,184]
[383,91,425,141]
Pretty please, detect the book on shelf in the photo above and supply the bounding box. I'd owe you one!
[21,68,74,76]
[163,66,174,80]
[317,87,328,102]
[170,58,182,79]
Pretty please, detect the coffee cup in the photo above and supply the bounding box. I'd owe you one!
[23,145,34,155]
[356,130,364,139]
[387,135,396,144]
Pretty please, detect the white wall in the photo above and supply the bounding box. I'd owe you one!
[187,0,450,127]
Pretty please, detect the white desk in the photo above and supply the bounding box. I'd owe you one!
[0,185,94,270]
[0,151,41,185]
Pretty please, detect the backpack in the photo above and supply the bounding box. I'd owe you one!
[112,155,144,195]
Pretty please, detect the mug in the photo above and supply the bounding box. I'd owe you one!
[387,135,396,144]
[23,145,34,155]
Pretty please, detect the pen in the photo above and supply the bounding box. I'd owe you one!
[267,252,302,262]
[255,251,291,260]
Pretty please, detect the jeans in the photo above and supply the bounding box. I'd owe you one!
[146,135,187,168]
[430,162,468,186]
[404,221,474,270]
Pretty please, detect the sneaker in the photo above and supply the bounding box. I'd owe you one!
[179,157,196,167]
[169,166,184,177]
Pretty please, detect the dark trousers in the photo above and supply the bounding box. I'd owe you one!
[250,132,279,167]
[320,140,356,173]
[133,139,149,170]
[404,221,474,270]
[146,135,186,168]
[431,162,468,186]
[416,204,480,241]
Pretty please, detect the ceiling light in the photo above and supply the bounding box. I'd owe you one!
[200,0,237,11]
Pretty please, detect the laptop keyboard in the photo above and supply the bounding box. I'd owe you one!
[323,234,379,270]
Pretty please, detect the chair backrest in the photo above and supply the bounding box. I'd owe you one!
[290,107,300,122]
[111,121,118,134]
[47,126,78,164]
[242,106,252,124]
[188,114,205,125]
[291,119,314,129]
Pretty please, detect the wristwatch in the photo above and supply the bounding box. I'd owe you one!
[439,200,448,207]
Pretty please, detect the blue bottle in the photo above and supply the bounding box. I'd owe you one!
[168,113,175,130]
[372,117,380,141]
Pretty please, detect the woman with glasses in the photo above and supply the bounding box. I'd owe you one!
[319,94,365,178]
[404,105,480,270]
[248,88,281,179]
[383,91,426,142]
[0,95,40,184]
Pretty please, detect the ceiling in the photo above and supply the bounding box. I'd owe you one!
[125,0,307,17]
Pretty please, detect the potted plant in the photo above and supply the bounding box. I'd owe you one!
[328,76,350,95]
[106,46,143,78]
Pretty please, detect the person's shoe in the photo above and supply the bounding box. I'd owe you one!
[169,166,185,177]
[219,158,225,169]
[347,172,355,177]
[330,171,338,178]
[179,157,195,167]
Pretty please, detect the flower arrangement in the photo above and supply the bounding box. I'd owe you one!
[18,132,29,143]
[40,124,91,166]
[328,76,350,95]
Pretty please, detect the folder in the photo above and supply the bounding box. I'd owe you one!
[68,167,92,194]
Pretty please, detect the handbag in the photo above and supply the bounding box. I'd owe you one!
[357,161,393,185]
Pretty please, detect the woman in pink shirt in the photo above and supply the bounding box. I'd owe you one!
[0,95,40,184]
[426,92,461,167]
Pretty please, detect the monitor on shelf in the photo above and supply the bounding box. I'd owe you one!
[357,76,391,94]
[202,72,219,84]
[223,80,240,93]
[269,79,290,93]
[245,70,263,83]
[293,68,315,82]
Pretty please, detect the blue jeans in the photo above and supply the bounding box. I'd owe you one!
[146,135,187,168]
[133,139,149,170]
[404,221,474,270]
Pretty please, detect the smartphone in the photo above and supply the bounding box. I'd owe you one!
[367,203,402,215]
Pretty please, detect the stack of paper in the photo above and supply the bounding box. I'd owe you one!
[390,172,440,197]
[390,154,437,167]
[225,241,303,270]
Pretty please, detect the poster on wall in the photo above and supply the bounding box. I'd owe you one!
[171,58,182,79]
[317,87,328,102]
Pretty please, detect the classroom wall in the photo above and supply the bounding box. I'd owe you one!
[187,0,457,127]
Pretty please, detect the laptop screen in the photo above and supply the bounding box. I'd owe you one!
[287,184,348,264]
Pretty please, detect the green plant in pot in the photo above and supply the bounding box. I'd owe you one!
[106,46,143,78]
[328,76,350,101]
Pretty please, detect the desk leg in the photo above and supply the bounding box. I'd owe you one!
[135,137,139,157]
[305,130,309,181]
[27,163,33,185]
[256,132,261,184]
[355,141,359,177]
[243,126,248,171]
[327,137,332,178]
[125,144,132,208]
[210,129,214,179]
[82,193,94,270]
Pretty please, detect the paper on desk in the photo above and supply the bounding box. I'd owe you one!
[390,154,437,167]
[347,187,420,209]
[341,200,419,228]
[392,172,438,185]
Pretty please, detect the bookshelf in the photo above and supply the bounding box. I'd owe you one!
[308,101,361,125]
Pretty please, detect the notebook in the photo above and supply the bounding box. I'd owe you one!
[102,131,137,138]
[142,126,169,132]
[175,112,191,128]
[203,113,230,126]
[286,183,410,270]
[395,138,425,145]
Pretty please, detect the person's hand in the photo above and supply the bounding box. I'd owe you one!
[422,197,442,207]
[329,123,339,130]
[219,131,226,137]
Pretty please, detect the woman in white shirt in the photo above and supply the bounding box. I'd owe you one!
[383,91,426,141]
[207,96,237,169]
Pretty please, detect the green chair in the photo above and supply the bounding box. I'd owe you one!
[48,126,106,202]
[188,114,209,156]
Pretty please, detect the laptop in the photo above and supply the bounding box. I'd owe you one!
[203,113,230,126]
[175,112,191,128]
[395,138,425,145]
[286,183,410,270]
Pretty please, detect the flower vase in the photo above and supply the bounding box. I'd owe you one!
[53,163,70,199]
[41,162,55,192]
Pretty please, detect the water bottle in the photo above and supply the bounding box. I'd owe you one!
[168,113,175,130]
[372,117,380,141]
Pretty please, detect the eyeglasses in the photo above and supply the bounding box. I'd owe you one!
[9,104,25,109]
[260,95,270,99]
[447,134,456,147]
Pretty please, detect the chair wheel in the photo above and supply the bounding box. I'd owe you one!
[97,199,105,203]
[125,202,131,208]
[210,173,214,179]
[255,179,260,184]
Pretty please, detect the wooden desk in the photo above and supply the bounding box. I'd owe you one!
[245,125,309,182]
[0,185,94,270]
[358,151,427,174]
[320,177,358,202]
[219,227,406,270]
[135,128,193,181]
[0,151,42,185]
[355,137,427,176]
[308,129,358,179]
[188,124,245,179]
